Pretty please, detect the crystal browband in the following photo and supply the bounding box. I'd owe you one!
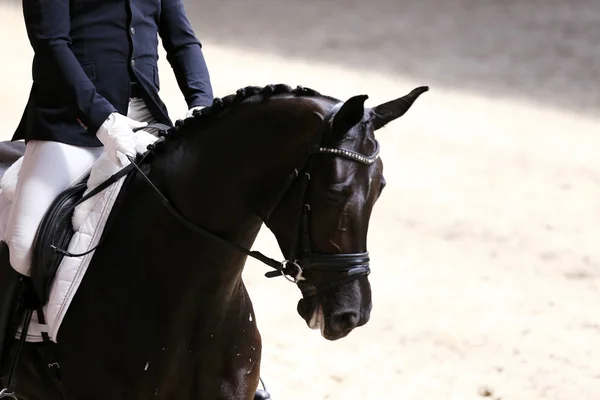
[315,141,380,165]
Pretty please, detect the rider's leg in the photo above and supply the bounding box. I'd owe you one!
[0,140,102,370]
[4,140,103,276]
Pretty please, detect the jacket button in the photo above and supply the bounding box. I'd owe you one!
[130,27,136,35]
[131,59,136,67]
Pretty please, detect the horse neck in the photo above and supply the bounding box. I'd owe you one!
[146,97,329,273]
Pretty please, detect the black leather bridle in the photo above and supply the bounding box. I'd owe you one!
[53,102,380,298]
[259,104,379,297]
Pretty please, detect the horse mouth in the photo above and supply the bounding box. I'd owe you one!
[302,299,353,340]
[308,304,325,335]
[311,306,357,340]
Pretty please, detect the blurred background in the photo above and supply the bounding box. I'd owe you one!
[1,0,599,399]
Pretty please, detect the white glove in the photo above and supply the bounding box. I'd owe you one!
[97,112,147,167]
[185,106,206,119]
[135,130,160,154]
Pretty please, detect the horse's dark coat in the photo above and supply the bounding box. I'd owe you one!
[0,84,427,399]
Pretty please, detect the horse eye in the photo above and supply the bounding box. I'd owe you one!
[324,184,349,205]
[378,179,386,195]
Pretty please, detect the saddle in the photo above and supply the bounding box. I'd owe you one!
[0,124,167,310]
[0,157,130,309]
[29,173,91,307]
[26,152,151,307]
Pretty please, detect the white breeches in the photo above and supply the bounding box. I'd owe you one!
[5,98,155,275]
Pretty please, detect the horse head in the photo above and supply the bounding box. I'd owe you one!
[264,86,428,340]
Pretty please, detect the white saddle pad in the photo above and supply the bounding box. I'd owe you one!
[0,133,157,342]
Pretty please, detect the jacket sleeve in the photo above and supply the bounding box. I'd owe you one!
[159,0,214,108]
[23,0,117,133]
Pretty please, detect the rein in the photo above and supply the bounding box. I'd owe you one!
[52,104,380,297]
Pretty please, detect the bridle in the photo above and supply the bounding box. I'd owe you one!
[53,101,380,298]
[260,103,380,297]
[135,102,380,297]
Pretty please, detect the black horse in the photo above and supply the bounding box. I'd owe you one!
[0,83,427,399]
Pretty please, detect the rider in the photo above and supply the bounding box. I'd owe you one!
[0,0,212,372]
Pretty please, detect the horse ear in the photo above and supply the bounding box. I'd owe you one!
[330,95,369,138]
[371,86,429,130]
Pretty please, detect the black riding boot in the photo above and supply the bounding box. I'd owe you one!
[0,241,27,373]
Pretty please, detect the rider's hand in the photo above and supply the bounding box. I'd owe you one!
[97,112,147,167]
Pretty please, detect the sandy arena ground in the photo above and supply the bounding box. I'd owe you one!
[0,1,599,399]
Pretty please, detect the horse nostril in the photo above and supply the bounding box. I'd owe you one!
[330,311,360,332]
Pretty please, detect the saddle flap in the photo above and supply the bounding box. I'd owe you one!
[30,175,89,306]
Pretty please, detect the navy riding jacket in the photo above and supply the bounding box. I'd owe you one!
[13,0,214,147]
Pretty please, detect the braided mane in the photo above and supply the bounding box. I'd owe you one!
[147,84,339,152]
